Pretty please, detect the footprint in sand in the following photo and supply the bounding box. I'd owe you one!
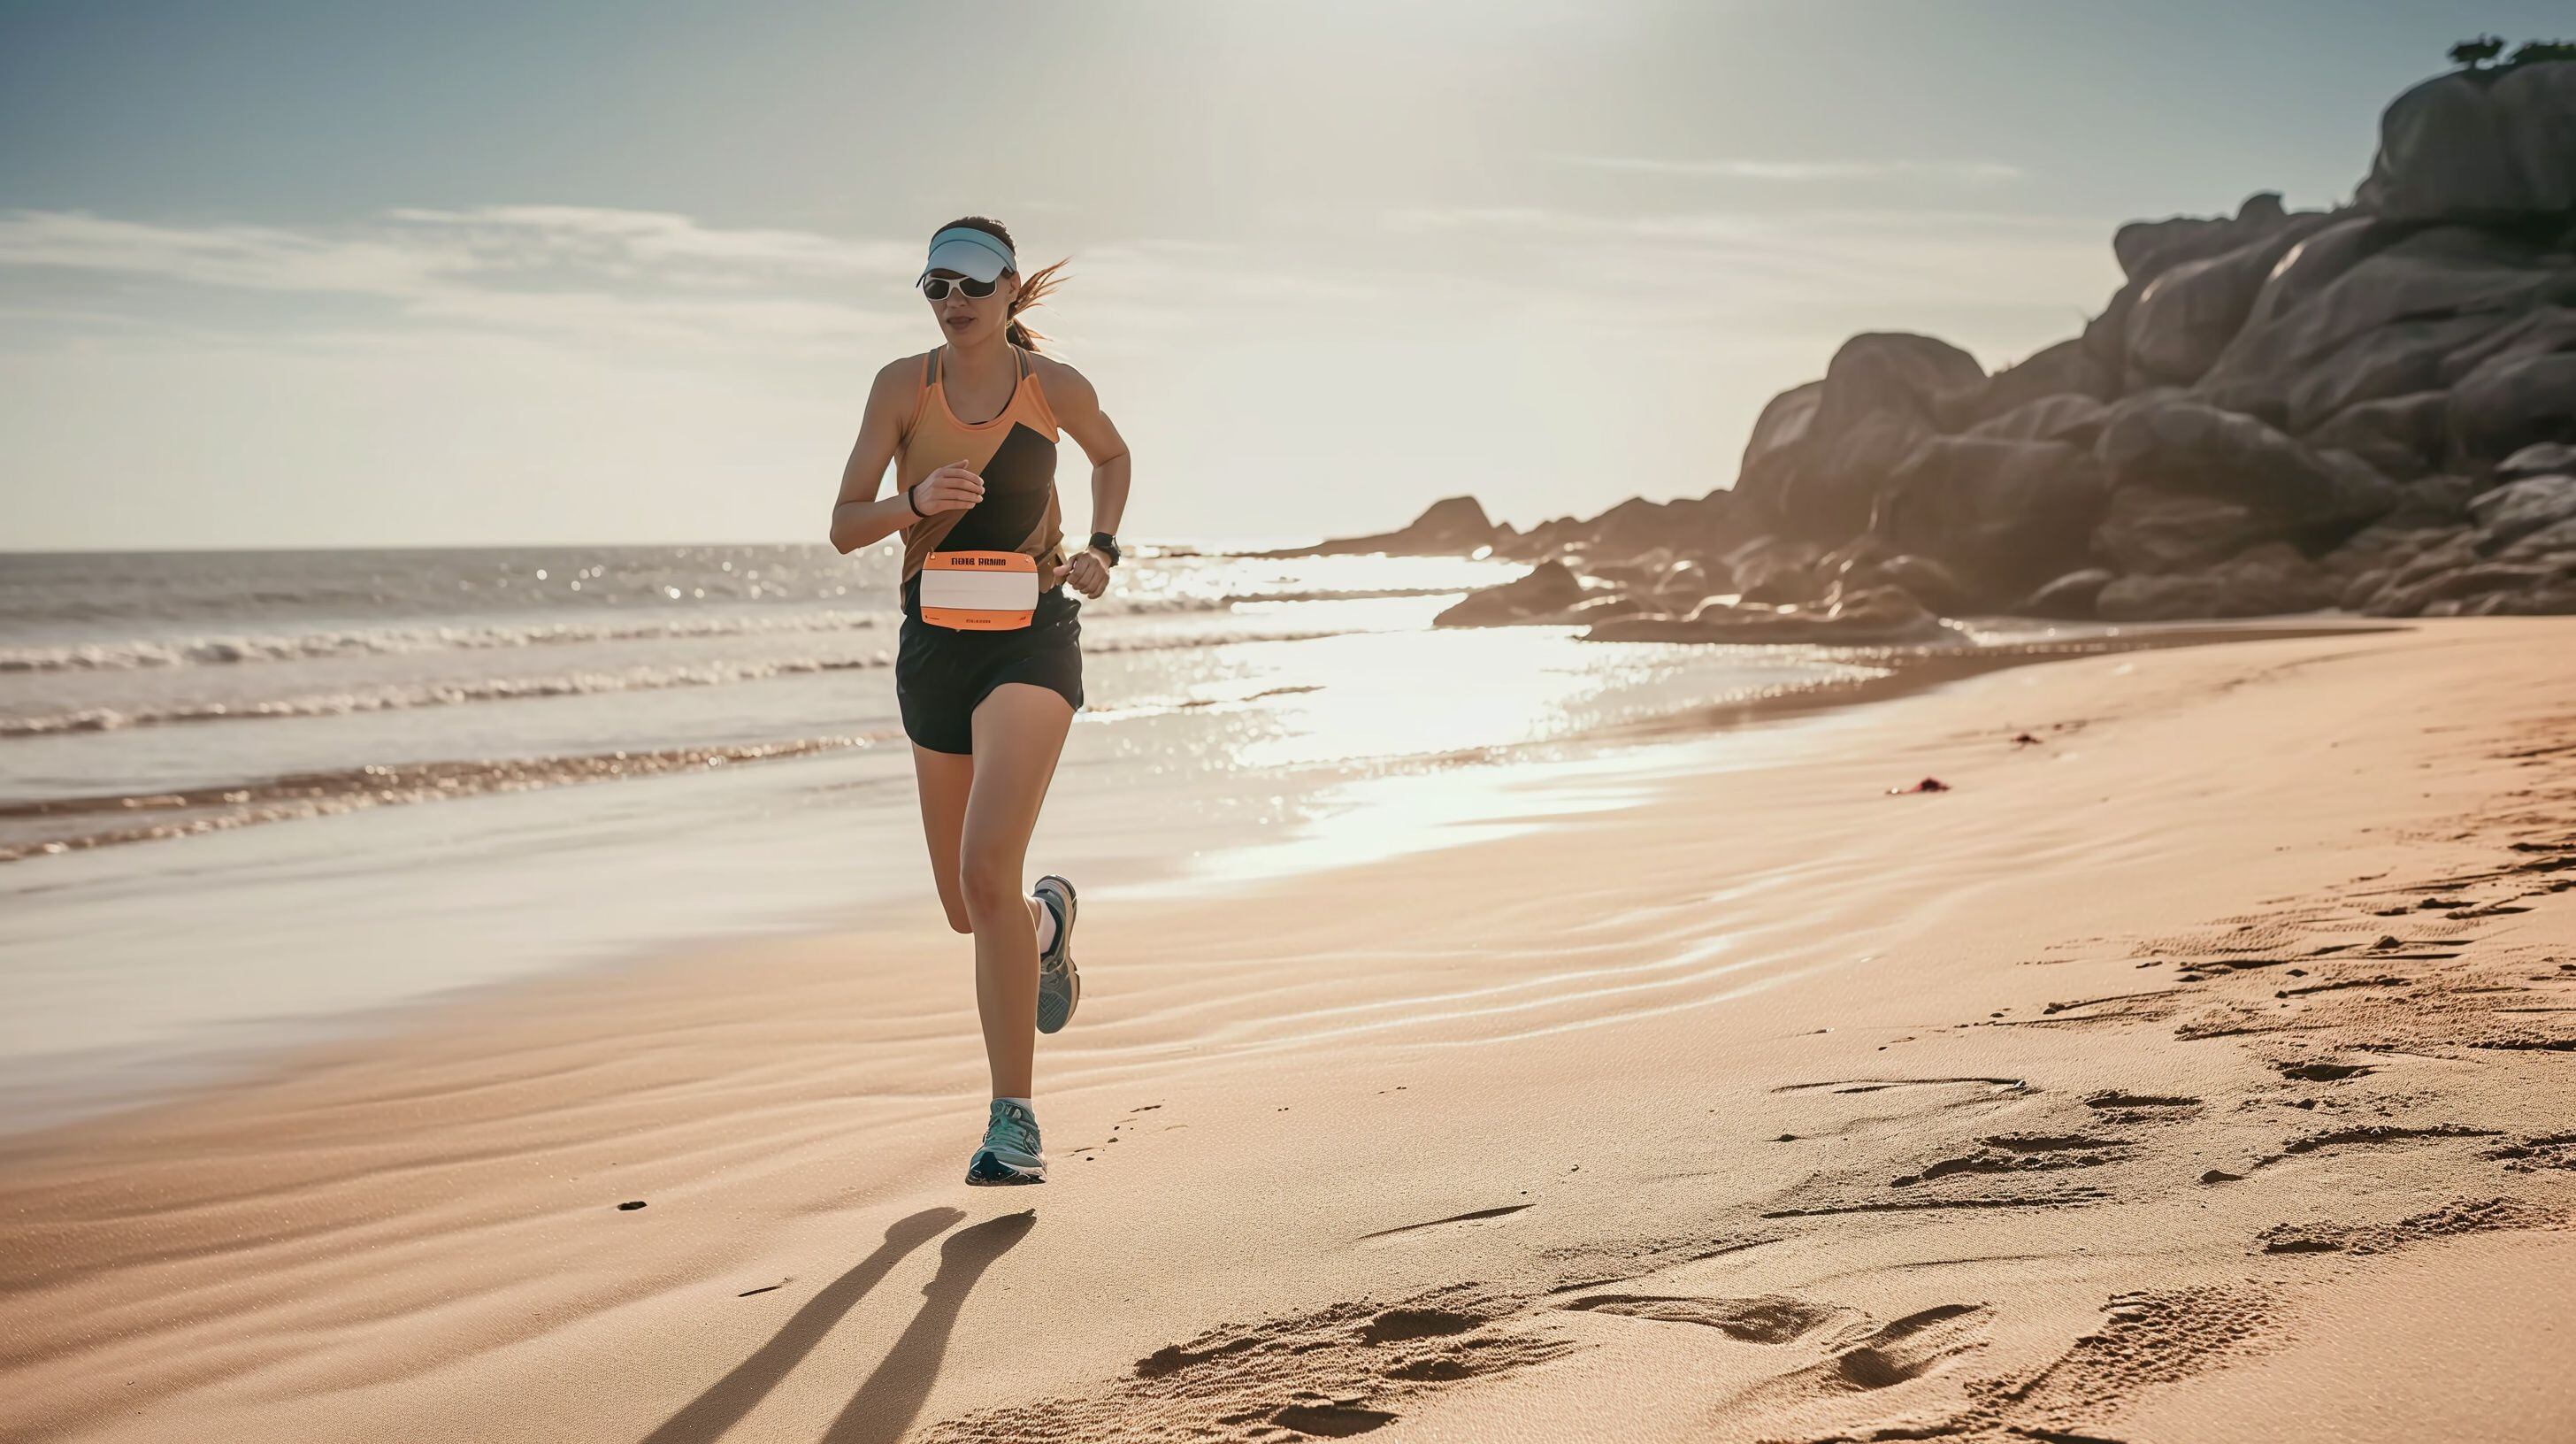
[1890,1133,2134,1188]
[1557,1293,1844,1344]
[1804,1303,1990,1394]
[1267,1402,1398,1436]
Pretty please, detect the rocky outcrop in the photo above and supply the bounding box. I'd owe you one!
[1253,495,1500,558]
[2196,226,2575,433]
[1965,394,2111,448]
[1939,339,2114,430]
[2095,400,2401,530]
[1733,333,1986,541]
[1264,58,2576,635]
[1875,437,2108,602]
[1430,559,1590,626]
[2447,315,2576,465]
[2467,473,2576,549]
[2096,542,2340,620]
[2304,391,2450,480]
[2126,214,2341,387]
[2358,61,2576,221]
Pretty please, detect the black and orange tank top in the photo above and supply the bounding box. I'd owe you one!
[895,344,1067,607]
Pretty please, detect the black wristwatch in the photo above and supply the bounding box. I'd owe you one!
[1086,532,1122,567]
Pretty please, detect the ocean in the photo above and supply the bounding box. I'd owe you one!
[0,538,2020,1131]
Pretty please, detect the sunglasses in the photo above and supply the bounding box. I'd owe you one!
[918,274,1000,301]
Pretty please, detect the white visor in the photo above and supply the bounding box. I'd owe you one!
[918,226,1016,284]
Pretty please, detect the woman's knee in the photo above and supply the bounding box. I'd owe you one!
[956,853,1024,918]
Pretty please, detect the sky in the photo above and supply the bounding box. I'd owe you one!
[0,1,2552,551]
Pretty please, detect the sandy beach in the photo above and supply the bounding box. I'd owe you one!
[5,615,2572,1443]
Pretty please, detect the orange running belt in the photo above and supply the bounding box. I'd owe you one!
[918,550,1040,630]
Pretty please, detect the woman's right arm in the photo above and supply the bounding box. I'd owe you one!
[829,361,923,556]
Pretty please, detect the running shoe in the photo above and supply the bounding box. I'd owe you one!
[1032,873,1081,1034]
[964,1098,1046,1187]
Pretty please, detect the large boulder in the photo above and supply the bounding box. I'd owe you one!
[1733,334,1986,540]
[2445,319,2576,466]
[2086,192,2324,389]
[2097,542,2339,620]
[1874,436,2111,601]
[2287,313,2525,435]
[1874,554,1977,617]
[2237,214,2398,334]
[1729,380,1824,533]
[1721,534,1828,606]
[2302,390,2450,480]
[2357,61,2576,222]
[2385,474,2480,528]
[1939,339,2115,430]
[2112,191,2296,284]
[2096,398,2401,531]
[2194,227,2572,430]
[1966,393,2112,448]
[1430,559,1588,626]
[2092,486,2275,574]
[2467,473,2576,552]
[2124,215,2337,386]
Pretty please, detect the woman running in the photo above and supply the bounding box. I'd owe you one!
[829,217,1132,1186]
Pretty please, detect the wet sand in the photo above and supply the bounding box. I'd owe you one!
[4,616,2572,1442]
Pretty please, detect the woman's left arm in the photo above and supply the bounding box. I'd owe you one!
[1035,357,1131,595]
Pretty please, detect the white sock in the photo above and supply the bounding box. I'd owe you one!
[994,1096,1033,1113]
[1031,893,1058,955]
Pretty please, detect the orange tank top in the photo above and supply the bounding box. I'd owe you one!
[895,344,1068,601]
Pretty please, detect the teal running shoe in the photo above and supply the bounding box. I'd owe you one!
[965,1098,1046,1187]
[1033,874,1081,1034]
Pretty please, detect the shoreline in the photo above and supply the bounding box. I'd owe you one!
[0,615,2386,871]
[5,616,2572,1442]
[0,618,2379,1145]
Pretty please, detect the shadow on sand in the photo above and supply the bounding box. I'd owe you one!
[636,1206,965,1444]
[820,1210,1038,1444]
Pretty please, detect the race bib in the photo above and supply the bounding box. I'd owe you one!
[918,550,1039,630]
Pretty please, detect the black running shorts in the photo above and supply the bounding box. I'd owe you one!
[894,578,1085,755]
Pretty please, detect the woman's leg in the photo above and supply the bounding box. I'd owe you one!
[913,745,1054,942]
[909,744,976,934]
[959,681,1076,1099]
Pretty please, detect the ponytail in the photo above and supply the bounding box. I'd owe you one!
[1006,257,1071,355]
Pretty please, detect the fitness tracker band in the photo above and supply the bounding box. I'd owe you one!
[1087,532,1122,566]
[905,481,925,518]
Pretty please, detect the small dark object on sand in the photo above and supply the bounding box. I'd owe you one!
[617,1201,648,1211]
[2010,732,2043,746]
[1889,776,1951,794]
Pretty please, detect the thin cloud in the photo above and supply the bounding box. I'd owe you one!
[0,207,1380,363]
[0,208,1000,357]
[1373,202,2111,333]
[1568,156,2027,183]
